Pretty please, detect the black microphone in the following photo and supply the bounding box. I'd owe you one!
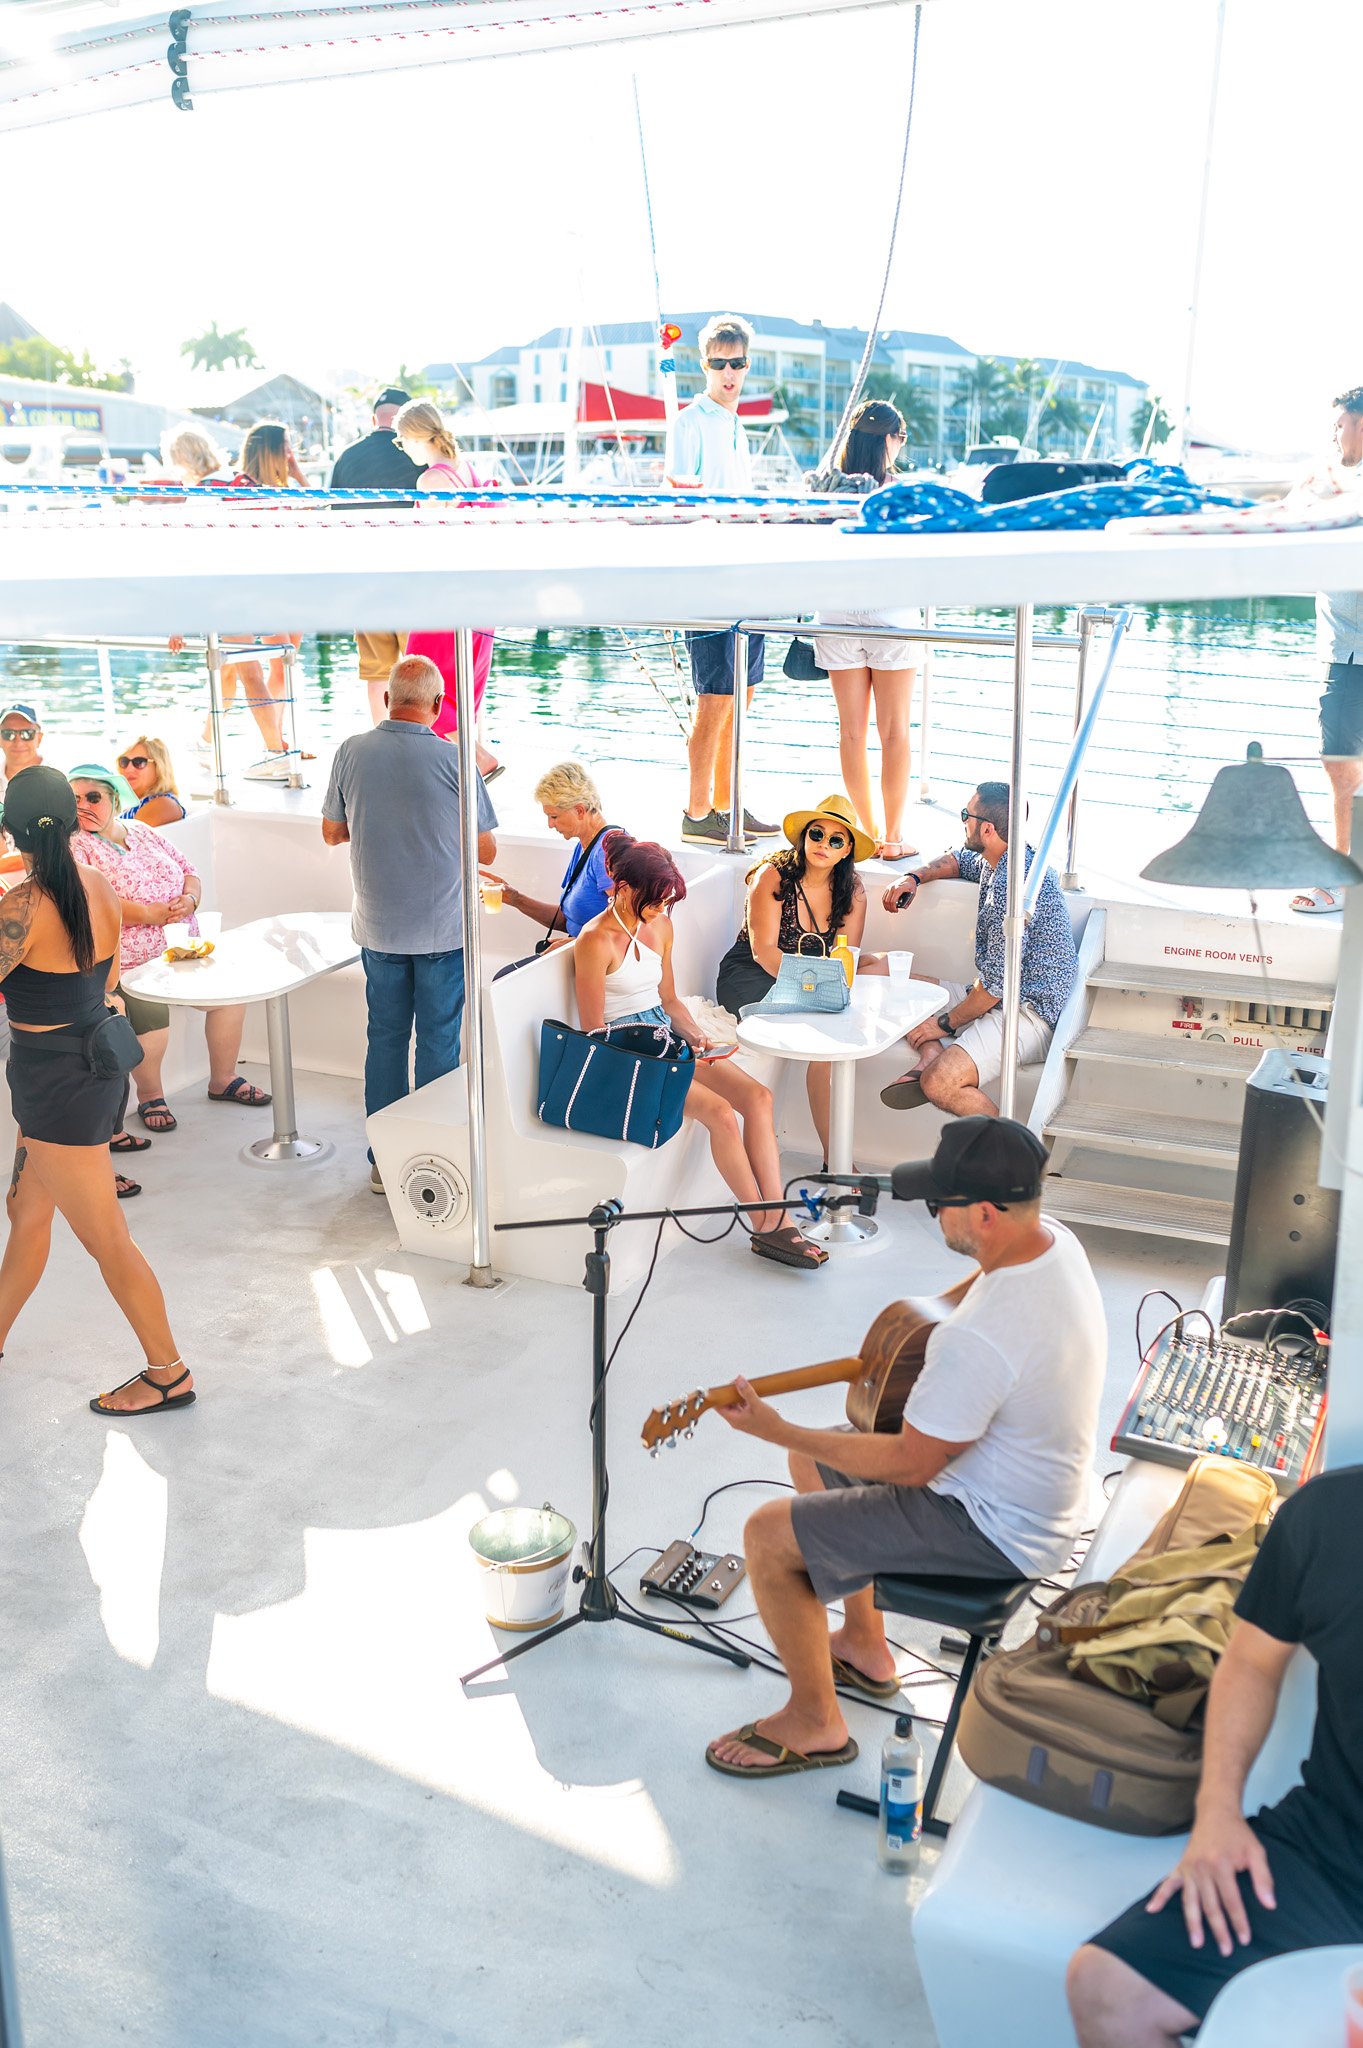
[804,1165,925,1200]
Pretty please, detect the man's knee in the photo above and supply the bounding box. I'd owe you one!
[921,1055,973,1110]
[1066,1943,1164,2048]
[744,1497,796,1563]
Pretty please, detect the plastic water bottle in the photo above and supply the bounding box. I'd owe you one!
[878,1714,923,1873]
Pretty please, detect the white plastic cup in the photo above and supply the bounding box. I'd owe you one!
[888,950,913,991]
[479,878,504,914]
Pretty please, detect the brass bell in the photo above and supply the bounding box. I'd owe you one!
[1140,744,1363,890]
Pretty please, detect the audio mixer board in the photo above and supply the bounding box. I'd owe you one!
[1112,1329,1327,1491]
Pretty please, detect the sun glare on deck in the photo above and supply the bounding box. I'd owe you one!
[79,1432,168,1669]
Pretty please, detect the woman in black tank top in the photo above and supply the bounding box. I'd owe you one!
[0,768,193,1417]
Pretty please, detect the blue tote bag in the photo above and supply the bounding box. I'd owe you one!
[537,1018,695,1149]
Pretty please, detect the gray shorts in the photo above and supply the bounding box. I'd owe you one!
[792,1439,1017,1604]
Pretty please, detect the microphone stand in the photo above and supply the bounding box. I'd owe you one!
[458,1183,880,1686]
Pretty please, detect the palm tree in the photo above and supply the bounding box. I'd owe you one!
[180,322,262,374]
[1130,396,1173,453]
[769,382,818,453]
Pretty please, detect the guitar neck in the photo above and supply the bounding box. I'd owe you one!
[703,1357,862,1411]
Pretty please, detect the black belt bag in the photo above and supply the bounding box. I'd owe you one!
[43,1008,145,1079]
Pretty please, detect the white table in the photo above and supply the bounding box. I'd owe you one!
[122,911,359,1166]
[1196,1944,1363,2047]
[736,973,946,1247]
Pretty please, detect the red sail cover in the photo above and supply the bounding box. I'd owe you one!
[577,382,773,424]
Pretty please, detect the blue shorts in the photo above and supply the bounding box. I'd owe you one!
[1320,660,1363,757]
[606,1005,670,1032]
[685,629,766,697]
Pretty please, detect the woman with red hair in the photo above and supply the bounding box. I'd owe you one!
[573,834,826,1272]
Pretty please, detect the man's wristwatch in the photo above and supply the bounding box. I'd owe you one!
[936,1010,957,1037]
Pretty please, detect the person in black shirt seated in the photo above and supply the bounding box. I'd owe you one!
[1068,1466,1363,2045]
[330,387,426,720]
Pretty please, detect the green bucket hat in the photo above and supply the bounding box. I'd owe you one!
[68,760,137,814]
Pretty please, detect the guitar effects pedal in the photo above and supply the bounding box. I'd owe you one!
[640,1540,746,1610]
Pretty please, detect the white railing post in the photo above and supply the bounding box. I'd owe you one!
[204,633,231,808]
[999,603,1032,1121]
[455,627,498,1289]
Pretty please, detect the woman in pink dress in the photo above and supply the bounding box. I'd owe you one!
[393,400,502,779]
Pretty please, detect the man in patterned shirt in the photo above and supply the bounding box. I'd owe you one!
[879,780,1077,1115]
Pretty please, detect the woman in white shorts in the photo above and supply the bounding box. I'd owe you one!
[811,400,920,862]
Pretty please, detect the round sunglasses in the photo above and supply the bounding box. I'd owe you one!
[805,823,850,851]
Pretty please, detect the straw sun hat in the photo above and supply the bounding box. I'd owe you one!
[781,792,876,864]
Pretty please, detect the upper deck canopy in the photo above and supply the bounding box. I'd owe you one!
[1,507,1361,637]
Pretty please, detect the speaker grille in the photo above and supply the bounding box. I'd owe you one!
[398,1157,469,1230]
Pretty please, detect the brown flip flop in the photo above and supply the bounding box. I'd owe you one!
[705,1722,859,1779]
[832,1653,903,1701]
[880,1071,927,1110]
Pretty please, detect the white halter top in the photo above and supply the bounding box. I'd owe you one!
[601,903,664,1021]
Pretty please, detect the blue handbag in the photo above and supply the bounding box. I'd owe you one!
[742,936,850,1017]
[537,1017,695,1149]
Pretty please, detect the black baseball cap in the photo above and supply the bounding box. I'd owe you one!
[373,387,410,410]
[891,1115,1049,1208]
[2,764,77,847]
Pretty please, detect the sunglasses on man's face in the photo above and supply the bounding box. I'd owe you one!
[961,807,988,824]
[806,824,849,851]
[705,356,749,371]
[74,790,108,806]
[118,755,151,771]
[926,1197,1008,1217]
[2,728,37,743]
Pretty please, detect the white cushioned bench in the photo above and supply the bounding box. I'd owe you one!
[367,860,764,1291]
[911,1456,1316,2048]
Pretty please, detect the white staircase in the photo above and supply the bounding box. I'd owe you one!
[1033,906,1337,1244]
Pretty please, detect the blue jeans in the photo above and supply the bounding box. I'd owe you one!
[361,948,466,1151]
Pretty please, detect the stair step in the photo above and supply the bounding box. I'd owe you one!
[1068,1027,1264,1078]
[1043,1176,1233,1244]
[1089,959,1333,1009]
[1046,1103,1242,1163]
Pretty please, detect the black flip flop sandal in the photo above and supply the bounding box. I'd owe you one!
[207,1077,273,1107]
[89,1364,195,1416]
[880,1072,927,1110]
[750,1225,828,1271]
[115,1174,141,1199]
[110,1131,152,1153]
[137,1097,177,1132]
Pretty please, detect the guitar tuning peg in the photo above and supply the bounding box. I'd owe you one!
[661,1405,672,1427]
[648,1445,660,1460]
[683,1426,694,1440]
[666,1433,678,1450]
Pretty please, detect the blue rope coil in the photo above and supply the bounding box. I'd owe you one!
[854,461,1254,535]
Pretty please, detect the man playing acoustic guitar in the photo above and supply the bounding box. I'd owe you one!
[706,1117,1106,1780]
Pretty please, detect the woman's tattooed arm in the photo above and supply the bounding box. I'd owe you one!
[0,884,34,982]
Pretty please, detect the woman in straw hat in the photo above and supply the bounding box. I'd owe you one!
[716,793,872,1163]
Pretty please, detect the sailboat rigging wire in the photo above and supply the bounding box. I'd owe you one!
[633,74,665,349]
[820,0,923,470]
[613,627,693,737]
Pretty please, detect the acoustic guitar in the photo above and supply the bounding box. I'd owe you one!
[640,1277,976,1454]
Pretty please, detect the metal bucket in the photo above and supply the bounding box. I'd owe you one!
[468,1502,577,1631]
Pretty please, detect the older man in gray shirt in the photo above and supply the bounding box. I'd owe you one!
[323,654,496,1191]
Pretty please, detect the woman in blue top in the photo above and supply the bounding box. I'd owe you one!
[481,761,617,946]
[118,736,187,827]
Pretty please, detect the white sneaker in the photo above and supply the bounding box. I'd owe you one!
[244,753,292,782]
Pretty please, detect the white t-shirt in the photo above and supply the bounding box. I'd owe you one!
[903,1220,1105,1575]
[666,393,752,493]
[1283,457,1363,663]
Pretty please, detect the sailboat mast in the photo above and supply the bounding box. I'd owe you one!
[1176,0,1228,465]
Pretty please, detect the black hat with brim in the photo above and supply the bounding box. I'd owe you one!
[891,1115,1049,1207]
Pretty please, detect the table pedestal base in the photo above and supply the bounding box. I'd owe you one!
[238,992,330,1168]
[803,1210,879,1250]
[243,1133,334,1167]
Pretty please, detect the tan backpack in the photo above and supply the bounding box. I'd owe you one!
[955,1458,1279,1835]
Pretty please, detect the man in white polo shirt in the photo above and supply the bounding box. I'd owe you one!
[667,313,777,847]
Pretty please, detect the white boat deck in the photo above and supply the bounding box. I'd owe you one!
[0,1055,1220,2047]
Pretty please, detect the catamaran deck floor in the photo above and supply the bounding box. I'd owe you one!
[0,1063,1218,2048]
